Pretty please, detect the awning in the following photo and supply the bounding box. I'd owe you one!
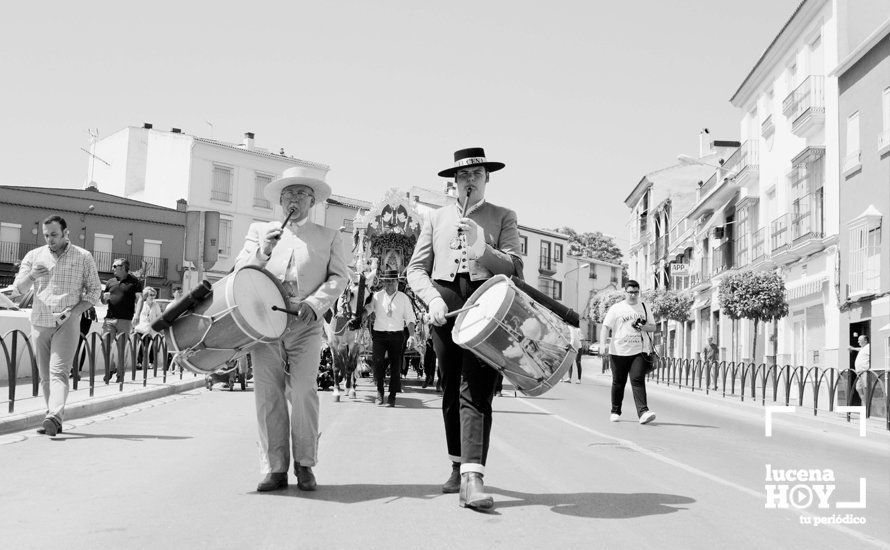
[786,272,829,301]
[880,323,890,333]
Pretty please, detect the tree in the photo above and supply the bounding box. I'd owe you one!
[718,270,789,364]
[642,289,693,354]
[553,227,627,284]
[590,288,625,325]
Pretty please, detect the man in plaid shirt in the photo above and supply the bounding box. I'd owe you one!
[13,215,101,436]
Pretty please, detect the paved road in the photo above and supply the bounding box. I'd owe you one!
[2,358,888,550]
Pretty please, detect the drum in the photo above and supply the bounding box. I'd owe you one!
[166,266,289,374]
[452,274,577,397]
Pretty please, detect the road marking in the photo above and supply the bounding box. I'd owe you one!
[517,397,890,550]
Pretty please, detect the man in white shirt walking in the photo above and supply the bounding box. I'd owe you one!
[366,270,416,407]
[600,279,657,425]
[850,334,874,404]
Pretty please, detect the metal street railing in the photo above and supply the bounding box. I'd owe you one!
[1,330,188,414]
[646,357,888,431]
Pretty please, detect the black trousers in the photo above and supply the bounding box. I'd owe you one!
[423,338,437,384]
[371,330,406,397]
[431,275,499,466]
[609,353,649,416]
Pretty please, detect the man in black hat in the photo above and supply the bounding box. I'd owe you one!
[407,147,523,511]
[365,269,416,407]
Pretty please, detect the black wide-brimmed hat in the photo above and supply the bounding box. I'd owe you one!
[378,269,403,280]
[437,147,505,178]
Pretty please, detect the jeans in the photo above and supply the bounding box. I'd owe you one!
[32,320,80,422]
[609,353,649,417]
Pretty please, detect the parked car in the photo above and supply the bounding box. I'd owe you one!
[588,343,600,356]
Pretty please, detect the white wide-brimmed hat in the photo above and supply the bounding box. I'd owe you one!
[264,165,332,204]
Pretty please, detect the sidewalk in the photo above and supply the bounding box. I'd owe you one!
[0,368,205,435]
[582,357,890,438]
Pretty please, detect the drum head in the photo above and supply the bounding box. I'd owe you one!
[453,275,511,346]
[230,267,288,339]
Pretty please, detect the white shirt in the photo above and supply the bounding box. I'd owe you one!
[603,300,654,356]
[854,344,871,370]
[369,289,416,332]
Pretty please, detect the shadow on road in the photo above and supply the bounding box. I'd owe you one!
[647,422,718,429]
[254,483,695,519]
[50,432,193,442]
[489,488,695,518]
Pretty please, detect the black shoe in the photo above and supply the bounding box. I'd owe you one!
[459,472,494,510]
[376,393,384,406]
[387,395,396,408]
[442,463,461,494]
[295,465,317,491]
[256,472,288,492]
[38,417,62,437]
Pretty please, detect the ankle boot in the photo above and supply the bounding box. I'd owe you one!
[459,472,493,510]
[442,462,461,494]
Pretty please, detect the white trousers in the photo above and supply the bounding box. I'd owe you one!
[32,319,80,422]
[251,319,322,474]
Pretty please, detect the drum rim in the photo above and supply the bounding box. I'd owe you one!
[452,274,514,349]
[226,265,290,341]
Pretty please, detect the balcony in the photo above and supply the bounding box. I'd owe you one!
[751,227,766,263]
[0,241,39,264]
[770,214,793,264]
[689,140,759,219]
[791,192,825,256]
[668,217,694,254]
[93,251,169,279]
[879,132,890,157]
[539,252,555,275]
[735,234,750,267]
[783,76,825,138]
[761,114,775,139]
[713,241,734,274]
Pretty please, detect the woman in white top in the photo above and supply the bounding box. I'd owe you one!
[600,280,657,425]
[135,286,162,366]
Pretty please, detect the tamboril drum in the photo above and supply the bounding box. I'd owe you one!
[452,274,577,397]
[166,266,289,374]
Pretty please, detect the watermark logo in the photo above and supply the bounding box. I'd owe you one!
[763,407,869,526]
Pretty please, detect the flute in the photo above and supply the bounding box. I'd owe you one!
[274,207,297,240]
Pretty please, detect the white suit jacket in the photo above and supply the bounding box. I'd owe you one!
[234,221,349,320]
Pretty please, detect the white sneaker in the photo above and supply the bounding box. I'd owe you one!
[639,411,656,425]
[609,414,620,422]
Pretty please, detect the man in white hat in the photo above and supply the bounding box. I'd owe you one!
[233,165,350,492]
[407,147,523,511]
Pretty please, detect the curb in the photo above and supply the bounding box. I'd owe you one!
[0,378,206,436]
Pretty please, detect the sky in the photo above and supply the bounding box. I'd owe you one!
[0,0,802,255]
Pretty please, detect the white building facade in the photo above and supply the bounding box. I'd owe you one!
[91,125,329,289]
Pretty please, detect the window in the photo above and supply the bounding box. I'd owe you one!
[880,88,890,153]
[143,239,162,277]
[218,218,232,256]
[611,267,620,284]
[848,216,882,296]
[553,243,563,263]
[845,111,861,173]
[588,266,598,279]
[342,218,354,232]
[540,240,552,271]
[785,61,797,90]
[0,222,21,263]
[254,173,272,208]
[538,278,562,300]
[519,235,528,256]
[93,234,114,272]
[212,165,233,202]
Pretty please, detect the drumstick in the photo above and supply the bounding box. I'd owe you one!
[444,302,480,319]
[274,207,297,240]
